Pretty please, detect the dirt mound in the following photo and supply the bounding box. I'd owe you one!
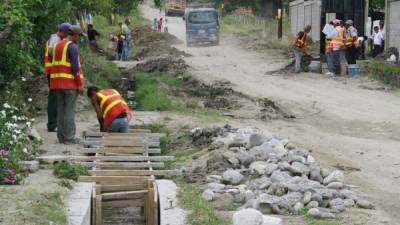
[132,25,189,59]
[133,56,188,74]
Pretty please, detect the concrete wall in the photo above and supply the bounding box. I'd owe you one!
[386,0,400,49]
[289,0,321,41]
[66,182,94,225]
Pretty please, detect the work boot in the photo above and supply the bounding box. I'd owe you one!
[64,137,82,145]
[47,127,57,132]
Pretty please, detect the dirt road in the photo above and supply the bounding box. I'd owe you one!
[142,5,400,224]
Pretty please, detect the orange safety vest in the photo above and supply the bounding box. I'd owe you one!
[325,39,332,53]
[293,32,308,50]
[96,89,130,131]
[49,40,84,90]
[44,34,64,77]
[330,26,345,50]
[346,26,360,48]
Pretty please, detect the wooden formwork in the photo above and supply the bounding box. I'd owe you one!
[76,129,175,225]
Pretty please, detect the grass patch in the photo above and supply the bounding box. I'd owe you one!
[54,161,89,181]
[221,14,289,36]
[360,60,400,87]
[177,179,227,225]
[134,73,173,111]
[1,189,67,225]
[81,46,119,88]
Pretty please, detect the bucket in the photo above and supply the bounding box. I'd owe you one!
[348,65,360,77]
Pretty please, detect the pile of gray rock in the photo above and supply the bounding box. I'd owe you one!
[194,126,374,219]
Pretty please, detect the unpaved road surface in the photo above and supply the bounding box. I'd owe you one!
[142,4,400,225]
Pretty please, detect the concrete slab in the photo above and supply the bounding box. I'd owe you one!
[66,182,94,225]
[156,180,187,225]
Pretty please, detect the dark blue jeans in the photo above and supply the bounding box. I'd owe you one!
[47,90,58,130]
[107,117,129,133]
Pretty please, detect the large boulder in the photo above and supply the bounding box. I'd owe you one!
[232,208,282,225]
[222,169,244,185]
[248,139,287,161]
[207,182,226,193]
[201,189,215,201]
[249,161,269,175]
[248,177,272,190]
[323,170,344,184]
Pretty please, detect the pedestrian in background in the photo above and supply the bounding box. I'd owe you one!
[292,25,311,73]
[371,26,384,58]
[158,18,163,32]
[49,25,86,144]
[116,33,124,60]
[121,18,132,61]
[87,24,100,50]
[153,18,158,31]
[44,22,71,132]
[163,19,169,33]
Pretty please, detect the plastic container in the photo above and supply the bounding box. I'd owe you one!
[348,65,360,77]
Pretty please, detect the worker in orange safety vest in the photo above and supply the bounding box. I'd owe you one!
[330,19,348,75]
[292,25,312,73]
[87,87,131,133]
[49,25,86,144]
[345,20,360,65]
[44,22,71,132]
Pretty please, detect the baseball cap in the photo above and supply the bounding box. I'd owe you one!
[69,25,87,37]
[333,19,341,25]
[59,22,72,32]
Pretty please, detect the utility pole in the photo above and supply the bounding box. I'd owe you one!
[277,0,283,39]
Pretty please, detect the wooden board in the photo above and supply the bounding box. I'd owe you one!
[102,199,145,207]
[39,155,173,163]
[78,176,151,185]
[83,147,161,155]
[82,162,164,169]
[90,169,181,177]
[102,190,148,200]
[99,184,148,193]
[95,195,102,225]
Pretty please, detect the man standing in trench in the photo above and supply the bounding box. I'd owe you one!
[49,25,86,144]
[86,87,131,133]
[44,22,71,132]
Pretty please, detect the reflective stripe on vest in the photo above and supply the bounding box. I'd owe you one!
[346,26,359,48]
[331,27,345,49]
[44,40,52,76]
[96,89,129,130]
[49,40,84,90]
[294,32,307,48]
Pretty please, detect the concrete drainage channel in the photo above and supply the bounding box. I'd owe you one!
[46,129,184,225]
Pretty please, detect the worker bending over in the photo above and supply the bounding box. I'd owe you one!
[87,87,131,133]
[292,25,312,73]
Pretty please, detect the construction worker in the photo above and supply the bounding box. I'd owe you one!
[86,87,131,133]
[44,22,71,132]
[345,20,360,64]
[330,19,346,75]
[49,25,86,144]
[292,25,312,73]
[322,21,337,76]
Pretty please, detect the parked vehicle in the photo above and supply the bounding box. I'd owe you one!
[183,8,220,46]
[165,0,186,16]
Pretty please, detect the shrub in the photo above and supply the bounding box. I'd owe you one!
[361,60,400,87]
[54,161,89,181]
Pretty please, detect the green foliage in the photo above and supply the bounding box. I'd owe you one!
[361,60,400,87]
[369,0,385,16]
[134,73,173,111]
[17,191,66,225]
[54,161,89,181]
[160,136,172,154]
[81,46,119,88]
[177,179,227,225]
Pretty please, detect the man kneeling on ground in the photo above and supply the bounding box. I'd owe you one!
[87,87,131,133]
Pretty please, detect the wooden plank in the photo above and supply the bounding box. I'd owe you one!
[102,199,144,207]
[89,169,181,177]
[78,176,150,184]
[100,184,147,193]
[101,190,148,200]
[82,162,165,169]
[96,185,102,195]
[83,129,151,137]
[84,139,145,148]
[147,181,156,225]
[95,195,102,225]
[92,183,97,225]
[83,147,145,154]
[38,155,173,163]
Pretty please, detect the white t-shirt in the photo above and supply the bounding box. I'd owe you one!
[372,31,384,46]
